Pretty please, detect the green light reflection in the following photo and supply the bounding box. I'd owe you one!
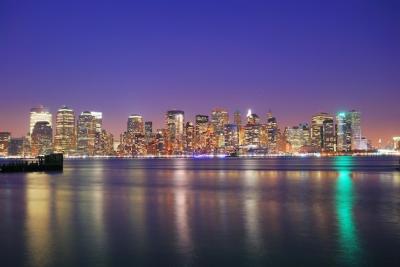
[335,156,361,265]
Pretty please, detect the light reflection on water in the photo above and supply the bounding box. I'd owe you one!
[335,156,361,265]
[0,157,399,267]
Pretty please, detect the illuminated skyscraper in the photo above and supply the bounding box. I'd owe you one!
[77,111,96,156]
[29,105,52,135]
[285,124,311,153]
[224,124,239,153]
[311,112,334,151]
[94,129,114,156]
[185,122,195,153]
[54,106,76,155]
[90,111,103,133]
[322,118,335,152]
[211,108,229,134]
[166,110,184,154]
[195,115,209,153]
[233,110,242,128]
[244,110,261,148]
[349,110,362,150]
[31,121,53,156]
[127,114,144,135]
[266,111,278,153]
[336,112,352,152]
[145,121,153,137]
[0,132,11,157]
[144,121,153,144]
[120,114,146,156]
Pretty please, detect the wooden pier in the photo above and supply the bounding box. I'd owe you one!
[0,153,63,173]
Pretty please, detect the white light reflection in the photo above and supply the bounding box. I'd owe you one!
[173,159,193,264]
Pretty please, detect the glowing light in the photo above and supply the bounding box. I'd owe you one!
[334,156,361,265]
[247,109,252,117]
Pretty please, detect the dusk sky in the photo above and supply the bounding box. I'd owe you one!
[1,0,399,144]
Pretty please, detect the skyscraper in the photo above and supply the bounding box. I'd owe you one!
[211,108,229,134]
[195,115,209,153]
[322,118,335,152]
[349,110,362,150]
[166,110,184,154]
[127,114,144,135]
[244,109,261,148]
[336,112,352,152]
[90,111,103,133]
[54,106,76,155]
[224,124,239,153]
[94,129,114,156]
[31,121,53,156]
[311,112,334,152]
[144,121,153,145]
[0,132,11,157]
[266,111,278,153]
[285,124,311,153]
[185,122,195,153]
[29,105,52,135]
[233,110,242,128]
[77,111,96,156]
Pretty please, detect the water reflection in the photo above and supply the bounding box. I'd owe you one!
[335,156,361,265]
[0,158,399,266]
[173,163,193,264]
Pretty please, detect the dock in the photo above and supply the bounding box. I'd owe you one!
[0,153,63,173]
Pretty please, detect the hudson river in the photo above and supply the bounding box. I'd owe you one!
[1,157,399,266]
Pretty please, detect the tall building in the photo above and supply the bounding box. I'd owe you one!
[166,110,184,154]
[285,124,311,153]
[29,105,52,135]
[0,132,11,157]
[94,129,114,156]
[90,111,103,133]
[266,111,278,153]
[54,106,76,155]
[311,113,334,151]
[211,108,229,134]
[349,110,362,150]
[185,122,195,154]
[322,118,335,152]
[336,112,352,152]
[195,115,209,153]
[127,114,144,135]
[77,111,97,156]
[145,121,153,136]
[144,121,153,144]
[31,121,53,156]
[224,124,239,153]
[233,110,242,128]
[244,109,261,148]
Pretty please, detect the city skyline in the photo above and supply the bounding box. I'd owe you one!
[1,0,399,145]
[2,104,399,158]
[0,104,397,147]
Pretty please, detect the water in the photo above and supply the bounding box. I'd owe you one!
[0,156,399,267]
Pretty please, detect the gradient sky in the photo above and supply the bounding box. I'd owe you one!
[1,0,399,145]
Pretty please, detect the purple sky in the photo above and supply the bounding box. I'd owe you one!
[0,0,399,144]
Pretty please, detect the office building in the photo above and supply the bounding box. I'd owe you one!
[31,121,53,156]
[29,105,52,135]
[166,110,185,154]
[0,132,11,157]
[54,106,76,155]
[77,111,97,156]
